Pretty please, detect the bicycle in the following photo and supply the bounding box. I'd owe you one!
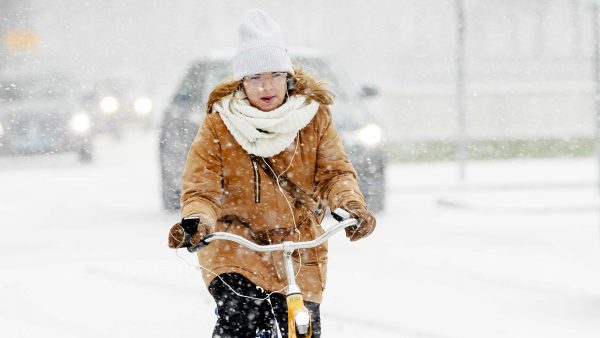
[185,208,359,338]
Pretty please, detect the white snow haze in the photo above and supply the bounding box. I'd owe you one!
[1,1,600,337]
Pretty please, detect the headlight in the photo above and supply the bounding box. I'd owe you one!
[71,112,91,133]
[0,122,4,137]
[357,124,382,146]
[134,97,153,115]
[100,96,119,114]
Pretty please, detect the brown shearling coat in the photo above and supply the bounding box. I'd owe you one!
[180,103,365,303]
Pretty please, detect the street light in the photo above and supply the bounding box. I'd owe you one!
[456,0,467,181]
[585,0,600,240]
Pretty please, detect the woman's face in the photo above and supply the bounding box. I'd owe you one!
[242,72,287,112]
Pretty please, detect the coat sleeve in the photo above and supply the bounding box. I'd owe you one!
[314,108,366,210]
[180,114,223,228]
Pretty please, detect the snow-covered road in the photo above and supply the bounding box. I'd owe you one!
[2,130,600,338]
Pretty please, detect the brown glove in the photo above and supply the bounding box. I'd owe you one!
[189,223,211,246]
[168,222,186,249]
[342,201,376,242]
[167,216,212,249]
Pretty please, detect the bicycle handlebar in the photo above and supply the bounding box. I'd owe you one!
[187,215,358,253]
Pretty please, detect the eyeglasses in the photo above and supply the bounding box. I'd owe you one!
[243,72,287,88]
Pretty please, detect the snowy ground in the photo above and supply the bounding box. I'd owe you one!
[1,130,600,338]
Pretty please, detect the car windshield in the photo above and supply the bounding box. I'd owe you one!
[0,76,72,103]
[200,61,231,106]
[292,57,352,101]
[292,56,365,128]
[196,56,366,128]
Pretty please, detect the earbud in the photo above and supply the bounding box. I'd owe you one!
[287,76,297,91]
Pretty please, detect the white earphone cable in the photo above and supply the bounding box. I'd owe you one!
[176,132,304,301]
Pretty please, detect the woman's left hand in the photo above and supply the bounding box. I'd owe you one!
[342,201,376,242]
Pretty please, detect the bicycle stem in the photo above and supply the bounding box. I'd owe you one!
[282,241,301,295]
[188,211,358,338]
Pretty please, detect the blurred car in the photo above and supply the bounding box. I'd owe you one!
[81,77,155,137]
[159,49,386,212]
[0,71,93,162]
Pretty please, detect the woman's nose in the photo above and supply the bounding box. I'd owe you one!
[261,77,275,90]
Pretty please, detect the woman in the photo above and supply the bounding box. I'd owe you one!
[169,9,376,338]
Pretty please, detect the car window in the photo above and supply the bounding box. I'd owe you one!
[196,58,355,103]
[0,76,72,103]
[0,81,27,102]
[292,57,365,128]
[200,61,231,105]
[292,57,350,101]
[174,63,207,105]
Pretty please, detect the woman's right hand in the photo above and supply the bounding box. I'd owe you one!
[168,216,213,249]
[189,223,211,246]
[168,222,186,248]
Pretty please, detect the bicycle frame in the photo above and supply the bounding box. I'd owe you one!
[190,211,358,338]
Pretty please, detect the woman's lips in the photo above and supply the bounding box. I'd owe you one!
[261,96,275,103]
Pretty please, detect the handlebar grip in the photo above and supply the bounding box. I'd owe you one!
[332,208,359,232]
[332,208,352,222]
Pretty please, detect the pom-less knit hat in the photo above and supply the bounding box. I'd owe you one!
[233,9,294,81]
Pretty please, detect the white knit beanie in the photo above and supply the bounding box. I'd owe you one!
[233,9,294,81]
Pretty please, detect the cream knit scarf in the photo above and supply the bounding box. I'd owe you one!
[212,91,319,157]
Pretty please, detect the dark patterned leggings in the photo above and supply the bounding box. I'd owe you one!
[209,273,321,338]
